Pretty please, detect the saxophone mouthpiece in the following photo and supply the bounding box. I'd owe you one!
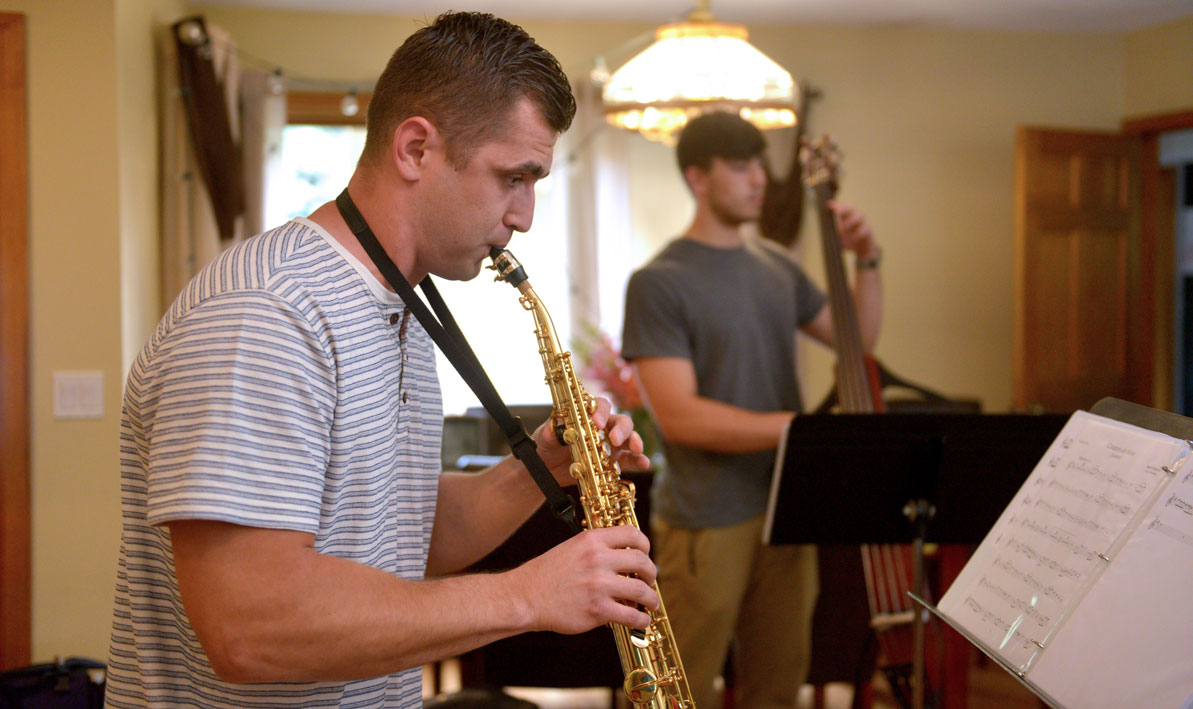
[489,247,529,288]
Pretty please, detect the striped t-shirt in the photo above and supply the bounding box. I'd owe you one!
[106,219,443,707]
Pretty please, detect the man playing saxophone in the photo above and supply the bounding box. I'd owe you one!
[106,12,655,708]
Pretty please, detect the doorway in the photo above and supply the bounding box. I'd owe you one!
[1160,130,1193,414]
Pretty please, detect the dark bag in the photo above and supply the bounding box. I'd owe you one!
[0,658,105,709]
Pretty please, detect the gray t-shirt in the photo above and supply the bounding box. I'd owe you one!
[622,236,826,528]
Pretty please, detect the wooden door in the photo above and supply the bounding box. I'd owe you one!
[0,11,30,670]
[1014,127,1143,412]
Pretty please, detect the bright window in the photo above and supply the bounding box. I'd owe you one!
[265,124,365,226]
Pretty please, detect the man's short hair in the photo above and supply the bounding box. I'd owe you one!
[676,111,766,172]
[362,11,576,169]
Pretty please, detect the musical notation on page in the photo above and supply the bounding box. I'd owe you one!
[929,403,1193,708]
[938,410,1190,672]
[1144,464,1193,548]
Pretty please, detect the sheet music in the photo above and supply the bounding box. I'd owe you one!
[1027,444,1193,708]
[1147,461,1193,546]
[938,410,1189,672]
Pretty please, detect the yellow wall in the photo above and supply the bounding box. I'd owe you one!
[616,26,1135,413]
[6,0,1193,663]
[1125,15,1193,117]
[750,26,1127,412]
[190,7,661,91]
[1,0,184,663]
[118,0,177,371]
[3,0,122,664]
[197,8,1141,414]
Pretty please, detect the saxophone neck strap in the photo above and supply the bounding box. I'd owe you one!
[333,189,580,534]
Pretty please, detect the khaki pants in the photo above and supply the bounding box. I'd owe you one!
[652,515,819,709]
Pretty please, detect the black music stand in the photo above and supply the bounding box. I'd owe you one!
[762,413,1069,709]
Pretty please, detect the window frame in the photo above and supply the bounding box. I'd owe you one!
[287,90,371,126]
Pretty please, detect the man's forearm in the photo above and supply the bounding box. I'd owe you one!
[174,517,658,685]
[425,456,551,576]
[653,398,795,454]
[172,522,533,684]
[853,266,883,352]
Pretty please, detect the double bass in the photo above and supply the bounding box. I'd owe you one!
[801,137,937,709]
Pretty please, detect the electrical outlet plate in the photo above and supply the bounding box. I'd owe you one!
[53,370,104,419]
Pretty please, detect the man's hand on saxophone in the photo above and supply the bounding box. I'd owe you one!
[505,524,659,635]
[529,394,652,485]
[487,395,658,636]
[425,397,650,576]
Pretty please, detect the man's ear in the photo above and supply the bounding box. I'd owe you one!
[390,116,438,180]
[683,164,707,196]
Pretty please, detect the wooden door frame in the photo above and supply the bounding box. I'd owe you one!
[0,10,31,671]
[1121,109,1193,412]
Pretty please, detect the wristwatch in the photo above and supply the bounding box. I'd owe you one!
[856,247,882,270]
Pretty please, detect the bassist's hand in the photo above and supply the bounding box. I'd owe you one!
[828,200,880,262]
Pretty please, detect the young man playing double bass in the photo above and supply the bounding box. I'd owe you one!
[621,111,884,708]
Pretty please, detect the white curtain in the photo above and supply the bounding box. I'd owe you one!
[241,67,286,238]
[564,79,633,342]
[157,21,286,309]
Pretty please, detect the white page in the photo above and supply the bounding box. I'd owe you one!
[1029,453,1193,708]
[938,410,1188,672]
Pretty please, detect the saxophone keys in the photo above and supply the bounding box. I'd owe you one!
[623,668,659,705]
[568,462,584,479]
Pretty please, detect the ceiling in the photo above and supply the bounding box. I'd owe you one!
[191,0,1193,32]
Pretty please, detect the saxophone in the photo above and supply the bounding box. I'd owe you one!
[489,247,695,709]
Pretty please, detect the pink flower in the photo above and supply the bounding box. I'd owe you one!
[574,326,643,413]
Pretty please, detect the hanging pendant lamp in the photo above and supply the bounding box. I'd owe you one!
[601,1,796,143]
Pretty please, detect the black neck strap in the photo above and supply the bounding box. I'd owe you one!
[334,189,580,534]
